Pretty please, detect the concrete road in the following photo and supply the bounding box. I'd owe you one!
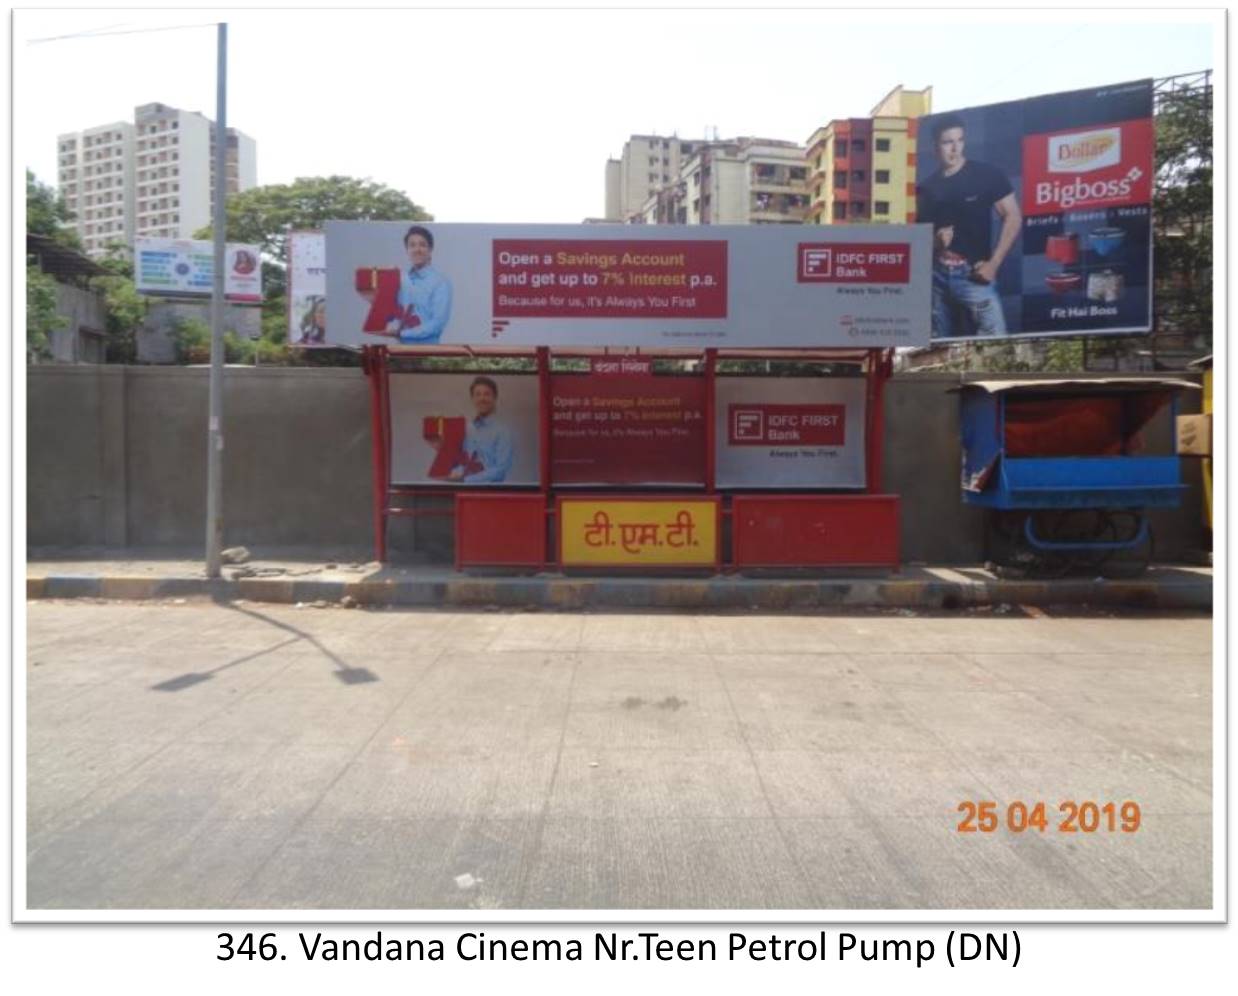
[24,600,1212,911]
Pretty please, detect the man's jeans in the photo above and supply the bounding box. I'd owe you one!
[932,262,1008,337]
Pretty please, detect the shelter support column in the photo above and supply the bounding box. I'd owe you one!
[365,346,390,562]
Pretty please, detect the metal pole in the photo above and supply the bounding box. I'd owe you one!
[205,21,227,577]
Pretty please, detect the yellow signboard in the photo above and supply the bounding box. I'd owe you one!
[559,498,718,567]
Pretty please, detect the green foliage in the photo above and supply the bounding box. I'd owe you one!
[1042,337,1085,372]
[171,317,213,364]
[26,264,67,360]
[97,277,145,363]
[26,169,81,249]
[171,316,300,366]
[172,318,250,364]
[87,243,145,362]
[192,175,430,368]
[412,356,535,373]
[193,175,431,262]
[94,242,135,278]
[1154,84,1212,339]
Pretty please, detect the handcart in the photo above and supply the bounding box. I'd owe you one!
[957,378,1199,577]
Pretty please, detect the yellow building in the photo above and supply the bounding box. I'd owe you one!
[806,85,931,225]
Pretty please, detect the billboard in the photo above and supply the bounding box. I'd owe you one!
[134,237,263,302]
[325,222,931,349]
[715,377,868,488]
[915,78,1153,341]
[551,366,706,486]
[388,374,540,486]
[287,231,327,346]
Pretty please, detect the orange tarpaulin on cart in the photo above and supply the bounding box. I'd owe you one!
[1003,393,1170,458]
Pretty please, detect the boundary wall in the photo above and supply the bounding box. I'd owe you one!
[26,365,1206,564]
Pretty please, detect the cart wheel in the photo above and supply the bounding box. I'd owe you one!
[1027,509,1114,579]
[1026,511,1073,580]
[1099,511,1154,578]
[986,511,1035,578]
[1076,509,1120,576]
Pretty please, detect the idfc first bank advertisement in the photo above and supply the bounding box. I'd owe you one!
[916,79,1154,341]
[325,222,931,349]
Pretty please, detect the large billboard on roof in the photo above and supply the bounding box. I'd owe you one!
[915,78,1154,342]
[324,222,932,349]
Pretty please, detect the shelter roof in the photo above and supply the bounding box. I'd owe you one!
[381,344,875,362]
[958,377,1200,395]
[26,233,107,280]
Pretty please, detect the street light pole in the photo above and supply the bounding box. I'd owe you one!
[205,20,227,577]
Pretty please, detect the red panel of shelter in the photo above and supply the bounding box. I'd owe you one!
[455,493,545,567]
[732,494,900,567]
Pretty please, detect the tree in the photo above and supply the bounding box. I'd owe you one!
[27,264,66,361]
[89,243,146,363]
[1153,80,1212,343]
[26,169,81,249]
[194,175,432,367]
[193,175,431,262]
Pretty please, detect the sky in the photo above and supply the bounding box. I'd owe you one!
[14,7,1219,224]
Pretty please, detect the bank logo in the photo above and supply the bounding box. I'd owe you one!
[797,243,912,284]
[1047,126,1121,173]
[732,409,764,441]
[801,248,833,279]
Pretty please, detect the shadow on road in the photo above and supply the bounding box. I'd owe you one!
[150,597,380,692]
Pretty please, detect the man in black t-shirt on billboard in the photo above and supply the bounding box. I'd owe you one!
[917,114,1022,337]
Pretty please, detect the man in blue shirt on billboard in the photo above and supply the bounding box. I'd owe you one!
[385,225,453,344]
[917,114,1021,337]
[449,376,515,484]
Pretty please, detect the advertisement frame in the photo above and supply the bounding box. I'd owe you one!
[326,222,931,351]
[286,229,329,348]
[386,370,544,488]
[133,236,264,303]
[916,78,1155,344]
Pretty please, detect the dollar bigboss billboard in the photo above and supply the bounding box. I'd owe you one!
[325,222,931,349]
[915,79,1154,341]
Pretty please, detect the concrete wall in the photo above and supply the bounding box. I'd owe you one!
[48,282,108,364]
[28,366,371,553]
[27,366,1207,563]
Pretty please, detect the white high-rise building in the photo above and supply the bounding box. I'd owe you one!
[605,135,706,223]
[57,102,257,256]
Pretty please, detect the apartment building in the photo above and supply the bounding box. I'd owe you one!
[805,85,931,225]
[57,102,257,256]
[604,134,705,222]
[636,137,810,225]
[57,122,136,255]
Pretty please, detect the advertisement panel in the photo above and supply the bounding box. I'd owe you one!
[915,78,1153,341]
[134,237,263,302]
[715,377,868,488]
[551,370,705,486]
[287,231,327,346]
[559,497,719,567]
[325,222,931,349]
[388,374,540,486]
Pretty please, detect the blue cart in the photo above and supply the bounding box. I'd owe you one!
[958,378,1199,576]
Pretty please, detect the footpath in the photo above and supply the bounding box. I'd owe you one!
[26,551,1212,612]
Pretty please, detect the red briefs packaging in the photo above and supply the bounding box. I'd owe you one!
[423,416,483,479]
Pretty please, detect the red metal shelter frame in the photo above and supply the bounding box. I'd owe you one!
[362,344,899,570]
